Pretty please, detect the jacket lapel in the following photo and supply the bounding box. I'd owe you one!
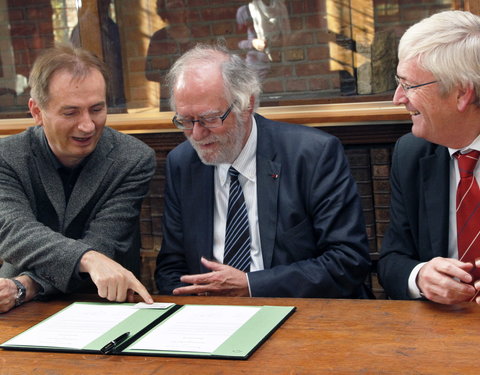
[31,127,66,223]
[256,155,280,269]
[189,160,215,272]
[255,115,281,269]
[64,132,114,228]
[421,146,450,257]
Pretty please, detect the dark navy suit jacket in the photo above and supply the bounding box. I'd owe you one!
[378,133,450,299]
[156,114,371,298]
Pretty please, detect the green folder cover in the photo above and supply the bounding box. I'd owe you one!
[0,302,295,360]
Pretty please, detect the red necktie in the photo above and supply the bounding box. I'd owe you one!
[456,150,480,280]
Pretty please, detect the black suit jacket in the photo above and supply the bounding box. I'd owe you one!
[378,133,450,299]
[156,114,371,298]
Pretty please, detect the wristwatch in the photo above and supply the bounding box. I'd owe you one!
[11,279,26,307]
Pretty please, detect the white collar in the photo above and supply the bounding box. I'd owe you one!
[218,116,257,186]
[448,133,480,158]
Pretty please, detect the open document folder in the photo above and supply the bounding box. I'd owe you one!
[0,302,295,359]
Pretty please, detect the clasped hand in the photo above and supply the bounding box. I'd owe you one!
[173,257,250,297]
[417,257,480,304]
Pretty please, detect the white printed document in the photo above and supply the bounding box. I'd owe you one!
[129,305,260,353]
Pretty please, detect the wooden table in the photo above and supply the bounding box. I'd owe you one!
[0,295,478,374]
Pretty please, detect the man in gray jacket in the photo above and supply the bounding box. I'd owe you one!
[0,44,155,312]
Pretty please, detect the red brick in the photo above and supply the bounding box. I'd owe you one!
[9,0,51,6]
[305,14,327,29]
[316,31,336,44]
[288,16,304,32]
[374,194,391,206]
[10,23,36,37]
[309,77,331,91]
[296,61,330,76]
[190,23,210,38]
[268,50,283,63]
[269,65,294,78]
[26,37,51,50]
[285,48,305,62]
[373,180,391,193]
[26,5,52,21]
[262,79,284,93]
[199,6,236,22]
[372,165,390,178]
[290,0,322,14]
[211,21,235,36]
[0,93,16,107]
[38,21,53,34]
[402,7,431,22]
[188,0,218,6]
[288,31,314,47]
[6,8,24,21]
[11,38,28,51]
[307,46,329,61]
[286,78,308,92]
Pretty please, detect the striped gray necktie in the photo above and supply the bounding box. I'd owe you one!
[223,167,251,271]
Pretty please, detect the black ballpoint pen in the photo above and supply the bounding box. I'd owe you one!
[101,331,130,354]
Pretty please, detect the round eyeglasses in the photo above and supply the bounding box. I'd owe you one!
[172,103,234,130]
[395,74,438,96]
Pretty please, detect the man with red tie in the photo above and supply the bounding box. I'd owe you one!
[379,10,480,305]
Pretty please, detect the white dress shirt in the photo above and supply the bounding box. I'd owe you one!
[212,118,264,288]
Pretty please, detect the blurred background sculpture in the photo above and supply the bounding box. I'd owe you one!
[236,0,290,80]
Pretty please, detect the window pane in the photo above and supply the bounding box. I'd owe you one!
[0,0,459,118]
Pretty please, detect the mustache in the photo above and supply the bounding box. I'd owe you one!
[187,133,222,146]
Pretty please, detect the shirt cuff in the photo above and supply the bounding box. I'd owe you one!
[246,272,252,297]
[408,262,427,299]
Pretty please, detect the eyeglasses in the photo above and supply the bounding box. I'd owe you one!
[395,74,438,96]
[172,103,234,130]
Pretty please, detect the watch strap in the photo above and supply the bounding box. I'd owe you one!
[11,279,26,307]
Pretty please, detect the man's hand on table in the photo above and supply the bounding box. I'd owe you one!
[0,275,39,313]
[79,250,153,304]
[417,257,477,304]
[173,257,250,297]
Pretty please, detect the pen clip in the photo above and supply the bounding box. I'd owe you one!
[100,331,130,354]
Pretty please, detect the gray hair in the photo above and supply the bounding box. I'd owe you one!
[166,42,262,117]
[398,10,480,102]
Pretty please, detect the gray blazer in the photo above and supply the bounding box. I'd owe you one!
[0,126,156,295]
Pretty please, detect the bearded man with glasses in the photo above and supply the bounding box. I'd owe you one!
[379,10,480,305]
[155,43,371,298]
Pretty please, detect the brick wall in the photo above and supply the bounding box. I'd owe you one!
[1,0,53,112]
